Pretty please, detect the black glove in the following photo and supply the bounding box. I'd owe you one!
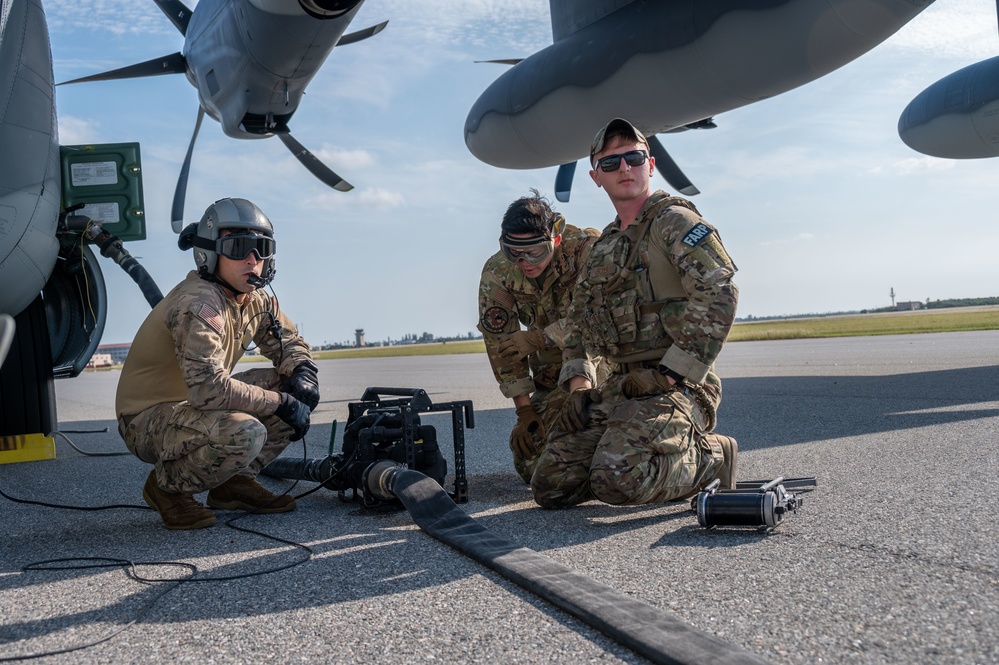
[283,360,319,411]
[275,392,311,441]
[557,388,600,433]
[510,405,545,458]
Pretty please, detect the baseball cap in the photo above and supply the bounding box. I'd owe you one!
[590,118,650,164]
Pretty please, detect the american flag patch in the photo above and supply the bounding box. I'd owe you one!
[198,303,224,335]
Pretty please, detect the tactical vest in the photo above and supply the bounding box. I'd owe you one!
[575,193,700,363]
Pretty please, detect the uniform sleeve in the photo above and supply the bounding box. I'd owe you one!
[557,231,599,390]
[253,296,313,377]
[170,294,281,415]
[655,207,739,384]
[543,228,599,350]
[477,258,535,398]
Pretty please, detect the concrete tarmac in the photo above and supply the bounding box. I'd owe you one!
[1,331,996,664]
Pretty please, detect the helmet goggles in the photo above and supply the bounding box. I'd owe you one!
[217,232,275,261]
[499,234,555,265]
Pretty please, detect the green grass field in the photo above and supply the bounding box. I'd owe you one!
[728,306,999,341]
[309,306,999,360]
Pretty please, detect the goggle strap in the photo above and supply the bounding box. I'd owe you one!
[500,233,550,247]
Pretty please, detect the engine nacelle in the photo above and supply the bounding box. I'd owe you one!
[898,55,999,159]
[248,0,363,19]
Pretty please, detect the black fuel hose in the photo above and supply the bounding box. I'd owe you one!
[383,468,768,665]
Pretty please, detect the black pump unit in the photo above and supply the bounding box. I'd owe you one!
[263,387,474,507]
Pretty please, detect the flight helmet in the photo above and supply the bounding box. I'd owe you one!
[179,198,276,285]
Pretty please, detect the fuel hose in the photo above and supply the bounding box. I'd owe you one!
[379,467,768,665]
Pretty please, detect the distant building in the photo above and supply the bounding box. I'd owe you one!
[355,328,365,347]
[896,301,923,311]
[97,342,131,365]
[87,353,114,368]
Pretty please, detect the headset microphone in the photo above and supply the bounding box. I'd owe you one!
[247,273,266,288]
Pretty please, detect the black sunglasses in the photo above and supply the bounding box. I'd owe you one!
[595,149,649,172]
[217,233,275,260]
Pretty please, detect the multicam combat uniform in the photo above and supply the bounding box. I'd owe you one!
[531,191,739,508]
[116,271,314,495]
[477,224,600,482]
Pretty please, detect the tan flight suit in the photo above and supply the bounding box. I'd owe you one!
[116,271,313,494]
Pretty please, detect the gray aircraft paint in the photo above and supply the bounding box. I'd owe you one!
[898,55,999,159]
[0,0,60,317]
[184,0,366,139]
[64,0,381,227]
[465,0,934,170]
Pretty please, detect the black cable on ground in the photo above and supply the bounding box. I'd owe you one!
[389,470,768,665]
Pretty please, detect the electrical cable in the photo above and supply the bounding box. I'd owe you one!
[0,436,320,660]
[53,430,130,457]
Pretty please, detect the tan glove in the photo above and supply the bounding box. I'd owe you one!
[621,368,674,399]
[497,330,546,361]
[510,405,545,458]
[557,388,601,433]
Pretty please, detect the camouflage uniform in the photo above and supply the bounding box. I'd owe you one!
[531,191,739,508]
[116,271,313,495]
[477,224,600,482]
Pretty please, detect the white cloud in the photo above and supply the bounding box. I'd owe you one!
[884,0,997,61]
[316,147,376,169]
[46,0,179,36]
[57,115,102,144]
[882,156,957,175]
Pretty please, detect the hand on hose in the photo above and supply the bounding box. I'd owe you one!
[621,368,674,399]
[283,360,320,411]
[275,392,311,441]
[497,330,546,361]
[557,388,600,433]
[510,405,546,458]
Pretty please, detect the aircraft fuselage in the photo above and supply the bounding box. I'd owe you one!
[0,0,61,317]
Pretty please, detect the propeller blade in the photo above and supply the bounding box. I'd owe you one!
[647,135,700,197]
[473,59,524,65]
[172,107,204,233]
[554,162,576,202]
[337,20,389,46]
[151,0,193,36]
[276,133,353,192]
[59,52,186,85]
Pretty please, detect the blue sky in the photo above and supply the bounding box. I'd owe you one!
[46,0,999,346]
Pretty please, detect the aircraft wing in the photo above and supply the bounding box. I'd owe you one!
[549,0,634,42]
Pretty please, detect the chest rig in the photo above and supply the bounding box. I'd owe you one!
[575,194,700,361]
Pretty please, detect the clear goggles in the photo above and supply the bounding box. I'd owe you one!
[217,233,275,261]
[499,234,555,265]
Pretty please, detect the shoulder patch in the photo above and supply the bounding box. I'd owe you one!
[197,302,225,335]
[481,306,510,334]
[681,223,713,248]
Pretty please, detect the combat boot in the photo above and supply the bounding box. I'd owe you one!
[142,471,216,530]
[207,474,296,513]
[707,434,738,490]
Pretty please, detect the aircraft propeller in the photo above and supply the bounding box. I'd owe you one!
[172,107,204,233]
[60,0,383,232]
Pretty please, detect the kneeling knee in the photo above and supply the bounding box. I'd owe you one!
[588,469,632,505]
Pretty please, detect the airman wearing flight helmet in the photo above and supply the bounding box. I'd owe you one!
[531,119,740,509]
[116,197,318,530]
[477,190,601,483]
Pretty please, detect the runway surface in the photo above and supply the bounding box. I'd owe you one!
[1,331,996,664]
